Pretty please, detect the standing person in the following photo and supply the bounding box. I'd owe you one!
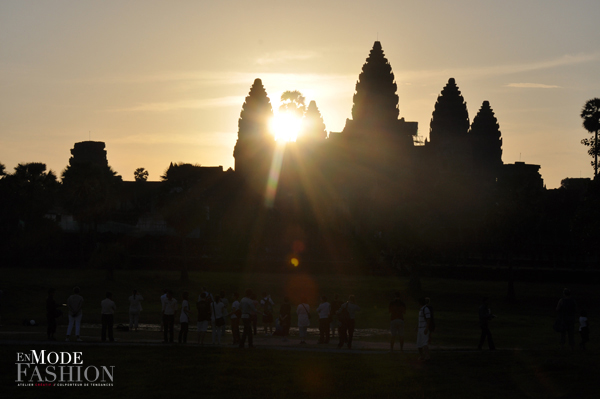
[250,293,259,336]
[260,292,275,335]
[211,295,226,345]
[389,291,406,352]
[162,290,178,343]
[160,289,168,332]
[337,295,360,349]
[178,292,190,344]
[297,297,311,344]
[417,297,432,361]
[100,292,116,342]
[46,288,62,341]
[128,289,143,332]
[316,296,331,344]
[280,297,292,338]
[66,287,83,342]
[477,297,496,350]
[556,288,577,351]
[579,309,589,350]
[196,292,211,345]
[220,291,229,313]
[330,294,342,339]
[239,289,257,348]
[230,293,241,345]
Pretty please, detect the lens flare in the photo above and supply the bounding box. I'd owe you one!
[291,258,299,267]
[271,112,302,142]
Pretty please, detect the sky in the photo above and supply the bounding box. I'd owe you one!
[1,0,599,188]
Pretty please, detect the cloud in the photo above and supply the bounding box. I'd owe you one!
[255,51,318,65]
[107,96,244,112]
[506,83,561,89]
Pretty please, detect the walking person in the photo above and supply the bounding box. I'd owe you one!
[250,293,259,336]
[280,297,292,338]
[230,293,241,345]
[337,295,360,349]
[330,294,342,339]
[389,291,406,352]
[297,297,311,344]
[239,289,257,348]
[477,297,496,350]
[100,292,116,342]
[556,288,577,351]
[579,309,589,350]
[260,292,275,335]
[162,290,178,343]
[46,288,62,341]
[211,295,226,345]
[196,292,211,345]
[316,295,331,344]
[417,297,432,361]
[128,289,143,332]
[178,292,190,344]
[66,287,83,342]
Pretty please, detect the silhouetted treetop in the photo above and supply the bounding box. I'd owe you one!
[238,78,274,140]
[429,78,469,143]
[351,41,400,127]
[280,90,306,119]
[300,100,327,141]
[580,98,600,177]
[134,167,149,182]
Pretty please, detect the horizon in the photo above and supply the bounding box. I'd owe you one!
[2,1,600,188]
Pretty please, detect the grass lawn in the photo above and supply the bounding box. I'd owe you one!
[1,268,599,397]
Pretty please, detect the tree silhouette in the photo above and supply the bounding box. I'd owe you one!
[134,167,149,182]
[351,41,399,129]
[429,78,470,144]
[0,163,5,176]
[580,98,600,177]
[300,100,327,141]
[279,90,306,118]
[470,100,503,171]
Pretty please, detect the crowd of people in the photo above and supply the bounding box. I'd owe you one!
[44,286,590,357]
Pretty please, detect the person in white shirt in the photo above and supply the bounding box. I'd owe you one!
[66,287,84,342]
[239,289,257,348]
[417,297,432,361]
[100,292,116,342]
[260,292,275,335]
[230,293,241,345]
[316,296,331,344]
[128,289,143,332]
[297,298,311,344]
[211,295,226,345]
[178,292,190,343]
[162,290,178,343]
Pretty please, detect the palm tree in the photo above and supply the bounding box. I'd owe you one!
[581,98,600,177]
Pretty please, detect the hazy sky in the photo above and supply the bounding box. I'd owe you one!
[1,0,599,187]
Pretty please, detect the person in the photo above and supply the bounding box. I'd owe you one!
[556,288,577,351]
[337,295,360,349]
[239,289,257,348]
[220,290,229,312]
[128,289,143,332]
[178,292,190,344]
[250,293,259,335]
[417,297,432,361]
[196,292,211,345]
[297,297,311,344]
[66,287,84,342]
[230,293,241,345]
[260,292,275,335]
[46,288,62,340]
[162,290,178,343]
[477,297,496,350]
[100,292,116,342]
[280,297,291,338]
[316,295,331,344]
[211,295,226,345]
[579,309,589,350]
[160,289,168,332]
[330,294,342,339]
[389,291,406,352]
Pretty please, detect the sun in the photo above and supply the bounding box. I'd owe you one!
[270,112,302,142]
